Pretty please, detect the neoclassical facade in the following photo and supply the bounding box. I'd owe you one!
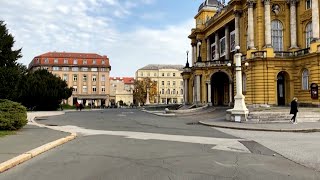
[183,0,320,107]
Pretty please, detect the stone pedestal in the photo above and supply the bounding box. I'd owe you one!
[145,88,150,105]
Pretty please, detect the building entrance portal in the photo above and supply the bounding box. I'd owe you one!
[211,72,230,106]
[277,71,289,106]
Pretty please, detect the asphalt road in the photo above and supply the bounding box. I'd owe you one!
[0,109,319,180]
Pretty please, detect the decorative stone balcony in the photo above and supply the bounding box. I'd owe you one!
[194,60,231,68]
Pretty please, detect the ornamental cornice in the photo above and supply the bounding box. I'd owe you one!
[261,0,271,5]
[246,0,256,8]
[286,0,299,6]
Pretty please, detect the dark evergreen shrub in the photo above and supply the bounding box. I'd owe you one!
[0,99,27,130]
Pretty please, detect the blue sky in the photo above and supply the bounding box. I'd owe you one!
[0,0,205,77]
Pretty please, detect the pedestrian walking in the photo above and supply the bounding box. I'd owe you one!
[290,97,298,124]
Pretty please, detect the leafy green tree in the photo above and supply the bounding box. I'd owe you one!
[17,69,73,110]
[0,21,22,67]
[0,20,25,100]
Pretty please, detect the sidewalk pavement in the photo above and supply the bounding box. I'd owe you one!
[144,109,320,132]
[199,118,320,132]
[0,111,76,173]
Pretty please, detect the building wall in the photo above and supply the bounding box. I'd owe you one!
[29,52,111,106]
[185,0,320,107]
[136,66,184,104]
[110,77,134,106]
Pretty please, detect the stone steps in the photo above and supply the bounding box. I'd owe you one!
[248,111,320,123]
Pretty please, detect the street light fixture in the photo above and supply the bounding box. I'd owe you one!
[185,50,190,68]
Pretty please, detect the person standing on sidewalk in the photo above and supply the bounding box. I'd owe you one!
[290,97,298,124]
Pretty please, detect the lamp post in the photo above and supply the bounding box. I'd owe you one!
[226,46,249,122]
[186,50,190,68]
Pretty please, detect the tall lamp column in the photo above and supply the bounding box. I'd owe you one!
[226,46,249,122]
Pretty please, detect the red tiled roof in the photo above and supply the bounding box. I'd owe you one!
[110,77,134,84]
[29,51,111,69]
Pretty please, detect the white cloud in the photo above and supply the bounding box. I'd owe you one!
[0,0,194,77]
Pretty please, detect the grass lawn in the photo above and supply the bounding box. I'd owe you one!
[0,131,15,138]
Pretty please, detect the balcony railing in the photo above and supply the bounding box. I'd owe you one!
[194,60,231,68]
[251,51,267,58]
[274,48,310,58]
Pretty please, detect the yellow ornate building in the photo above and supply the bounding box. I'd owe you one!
[183,0,320,107]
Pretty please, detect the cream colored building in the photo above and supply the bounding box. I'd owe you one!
[136,64,184,104]
[109,77,134,106]
[28,52,111,107]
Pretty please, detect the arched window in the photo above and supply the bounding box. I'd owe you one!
[271,20,283,51]
[242,73,246,92]
[306,22,312,48]
[302,69,309,90]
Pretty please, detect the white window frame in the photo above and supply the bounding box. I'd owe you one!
[73,75,78,81]
[101,75,105,81]
[63,74,68,81]
[92,75,97,82]
[92,86,97,92]
[73,59,78,64]
[54,59,58,64]
[302,69,309,90]
[83,75,87,81]
[83,86,87,93]
[52,67,59,71]
[211,43,216,60]
[271,20,284,51]
[220,37,226,57]
[306,22,312,48]
[230,30,236,52]
[101,86,106,92]
[306,0,312,9]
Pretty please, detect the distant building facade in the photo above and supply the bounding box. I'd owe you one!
[29,52,111,107]
[136,64,184,104]
[109,77,134,106]
[183,0,320,107]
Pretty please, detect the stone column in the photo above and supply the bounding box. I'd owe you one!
[247,0,256,49]
[146,87,150,104]
[234,11,241,47]
[312,0,320,41]
[207,81,212,106]
[229,82,233,106]
[196,75,201,103]
[288,0,298,48]
[215,33,220,60]
[193,85,195,104]
[184,79,188,104]
[225,26,230,60]
[263,0,272,47]
[192,43,196,65]
[207,38,211,61]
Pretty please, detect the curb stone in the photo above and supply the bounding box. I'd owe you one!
[0,112,77,173]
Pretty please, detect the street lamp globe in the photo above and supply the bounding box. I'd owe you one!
[227,62,232,67]
[197,41,202,46]
[235,46,240,51]
[245,62,249,67]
